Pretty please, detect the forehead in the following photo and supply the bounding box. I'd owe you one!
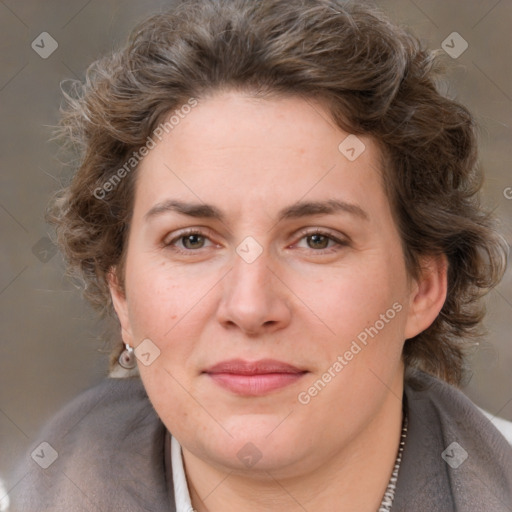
[133,91,387,220]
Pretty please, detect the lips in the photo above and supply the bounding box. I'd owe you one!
[203,358,308,396]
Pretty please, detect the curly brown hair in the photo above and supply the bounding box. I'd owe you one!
[48,0,507,384]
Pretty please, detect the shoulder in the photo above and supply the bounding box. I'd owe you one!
[9,377,174,512]
[393,369,512,512]
[405,368,512,465]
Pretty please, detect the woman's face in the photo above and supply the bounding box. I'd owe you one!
[110,91,442,477]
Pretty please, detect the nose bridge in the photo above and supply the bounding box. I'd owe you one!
[229,242,274,303]
[217,239,291,333]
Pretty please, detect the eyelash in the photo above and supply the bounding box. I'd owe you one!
[162,228,349,256]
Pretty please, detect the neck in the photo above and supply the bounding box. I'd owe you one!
[183,368,405,512]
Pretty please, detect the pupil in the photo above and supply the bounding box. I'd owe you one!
[309,234,328,249]
[184,234,203,249]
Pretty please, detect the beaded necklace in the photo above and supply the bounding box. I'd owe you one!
[377,409,408,511]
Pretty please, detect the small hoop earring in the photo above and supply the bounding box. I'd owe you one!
[118,343,137,369]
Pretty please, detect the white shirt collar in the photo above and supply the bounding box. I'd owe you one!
[171,435,196,512]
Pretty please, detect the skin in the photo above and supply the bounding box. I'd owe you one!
[109,90,447,511]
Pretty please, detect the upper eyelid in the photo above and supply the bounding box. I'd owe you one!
[295,226,347,239]
[163,226,215,244]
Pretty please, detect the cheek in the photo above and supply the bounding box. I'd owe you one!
[124,256,207,339]
[306,260,406,339]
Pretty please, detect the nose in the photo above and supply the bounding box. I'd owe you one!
[216,246,292,336]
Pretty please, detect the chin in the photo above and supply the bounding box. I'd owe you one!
[202,417,308,472]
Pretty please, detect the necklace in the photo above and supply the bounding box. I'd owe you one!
[377,408,408,511]
[187,408,408,512]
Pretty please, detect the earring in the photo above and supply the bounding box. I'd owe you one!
[118,343,137,369]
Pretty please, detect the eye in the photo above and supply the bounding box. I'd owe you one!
[294,229,349,253]
[163,229,215,253]
[162,227,349,256]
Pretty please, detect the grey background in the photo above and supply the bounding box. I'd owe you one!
[1,0,511,503]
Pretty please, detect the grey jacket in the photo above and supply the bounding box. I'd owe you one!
[8,369,512,511]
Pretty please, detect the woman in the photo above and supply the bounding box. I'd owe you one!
[10,0,512,510]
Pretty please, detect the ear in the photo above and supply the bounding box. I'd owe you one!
[107,267,135,347]
[403,254,448,340]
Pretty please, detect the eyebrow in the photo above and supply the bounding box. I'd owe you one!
[144,198,369,223]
